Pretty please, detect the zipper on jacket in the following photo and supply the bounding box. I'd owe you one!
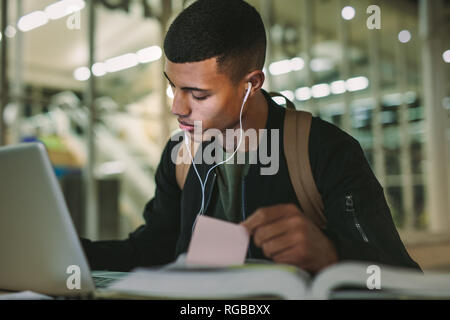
[242,176,252,259]
[345,194,369,243]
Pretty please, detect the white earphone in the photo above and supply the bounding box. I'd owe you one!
[184,82,253,230]
[245,81,252,100]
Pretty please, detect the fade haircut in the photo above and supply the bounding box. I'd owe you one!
[164,0,267,84]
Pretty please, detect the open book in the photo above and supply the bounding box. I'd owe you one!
[99,255,450,300]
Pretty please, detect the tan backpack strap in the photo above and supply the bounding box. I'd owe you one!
[175,136,200,190]
[283,108,327,229]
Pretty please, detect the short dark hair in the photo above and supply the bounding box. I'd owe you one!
[164,0,266,84]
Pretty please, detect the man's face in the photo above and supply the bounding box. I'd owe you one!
[165,57,245,142]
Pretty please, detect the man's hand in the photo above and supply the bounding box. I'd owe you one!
[241,203,338,273]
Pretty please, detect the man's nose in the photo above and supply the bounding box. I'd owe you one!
[171,91,191,117]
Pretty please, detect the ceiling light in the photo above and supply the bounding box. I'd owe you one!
[269,57,304,76]
[92,62,107,77]
[74,67,91,81]
[137,46,162,63]
[290,57,304,71]
[295,87,311,101]
[45,0,86,20]
[17,11,49,32]
[398,30,411,43]
[341,6,355,20]
[331,80,347,94]
[272,96,287,105]
[280,90,295,102]
[443,50,450,63]
[105,53,139,73]
[5,25,17,38]
[269,59,293,76]
[346,76,369,92]
[311,84,331,98]
[310,58,334,72]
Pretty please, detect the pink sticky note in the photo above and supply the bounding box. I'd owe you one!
[186,215,250,267]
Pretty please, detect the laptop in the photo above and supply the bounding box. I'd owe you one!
[0,142,126,297]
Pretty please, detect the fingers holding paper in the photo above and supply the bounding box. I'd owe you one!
[240,203,338,273]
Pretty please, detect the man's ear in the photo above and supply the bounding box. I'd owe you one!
[244,70,265,96]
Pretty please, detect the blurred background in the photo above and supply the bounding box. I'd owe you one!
[0,0,449,271]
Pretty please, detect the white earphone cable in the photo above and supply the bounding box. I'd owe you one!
[184,83,252,232]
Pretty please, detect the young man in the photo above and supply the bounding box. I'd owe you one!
[81,0,420,273]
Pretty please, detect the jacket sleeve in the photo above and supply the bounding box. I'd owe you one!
[309,118,421,271]
[80,139,182,271]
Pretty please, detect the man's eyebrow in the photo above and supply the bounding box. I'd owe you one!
[163,72,210,92]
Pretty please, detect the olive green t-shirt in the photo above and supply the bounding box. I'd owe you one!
[211,150,254,223]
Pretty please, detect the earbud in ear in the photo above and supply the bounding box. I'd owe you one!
[242,82,252,105]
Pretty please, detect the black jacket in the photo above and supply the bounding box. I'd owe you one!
[81,91,421,272]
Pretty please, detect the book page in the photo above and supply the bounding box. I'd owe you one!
[309,261,450,299]
[107,263,311,300]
